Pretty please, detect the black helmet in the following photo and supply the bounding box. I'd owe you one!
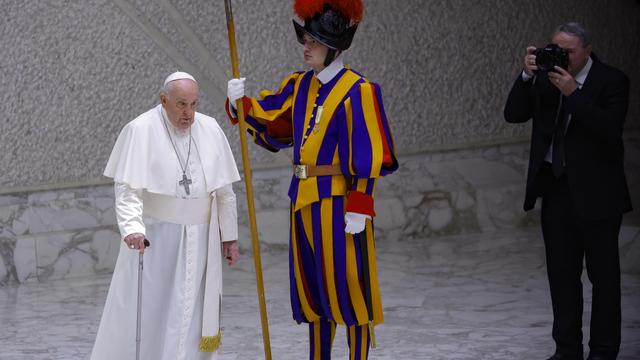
[293,6,358,50]
[293,0,363,51]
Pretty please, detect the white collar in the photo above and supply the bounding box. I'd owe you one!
[316,57,344,84]
[574,57,593,88]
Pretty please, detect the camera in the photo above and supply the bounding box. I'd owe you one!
[534,44,569,72]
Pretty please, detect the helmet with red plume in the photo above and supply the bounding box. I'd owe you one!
[292,0,363,52]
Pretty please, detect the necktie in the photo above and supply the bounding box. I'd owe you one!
[552,97,568,178]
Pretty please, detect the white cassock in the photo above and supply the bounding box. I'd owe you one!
[91,104,240,360]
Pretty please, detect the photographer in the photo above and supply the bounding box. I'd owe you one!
[504,22,631,360]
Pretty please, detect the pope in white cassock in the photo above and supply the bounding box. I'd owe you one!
[91,71,241,360]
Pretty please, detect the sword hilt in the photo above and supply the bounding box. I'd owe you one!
[356,231,377,349]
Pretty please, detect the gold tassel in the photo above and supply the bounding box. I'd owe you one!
[368,322,376,349]
[198,333,222,352]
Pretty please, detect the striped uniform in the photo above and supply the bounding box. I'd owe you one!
[227,67,398,359]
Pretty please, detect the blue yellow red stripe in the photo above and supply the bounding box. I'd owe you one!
[227,66,398,360]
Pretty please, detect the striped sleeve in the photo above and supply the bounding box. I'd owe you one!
[340,81,398,217]
[226,73,301,151]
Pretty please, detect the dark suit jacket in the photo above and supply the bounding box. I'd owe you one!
[504,57,632,220]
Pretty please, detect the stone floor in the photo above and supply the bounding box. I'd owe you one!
[1,229,639,360]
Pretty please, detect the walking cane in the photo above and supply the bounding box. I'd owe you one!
[136,239,150,360]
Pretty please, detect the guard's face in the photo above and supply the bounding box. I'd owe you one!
[302,34,329,72]
[160,79,199,130]
[551,31,592,76]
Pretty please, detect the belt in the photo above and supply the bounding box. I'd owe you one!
[293,164,342,179]
[142,192,211,225]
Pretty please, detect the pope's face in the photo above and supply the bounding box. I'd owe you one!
[160,79,199,130]
[302,34,329,72]
[551,31,592,76]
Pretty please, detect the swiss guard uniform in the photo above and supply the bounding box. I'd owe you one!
[226,1,398,358]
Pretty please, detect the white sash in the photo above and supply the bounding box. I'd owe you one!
[141,192,222,351]
[143,193,211,225]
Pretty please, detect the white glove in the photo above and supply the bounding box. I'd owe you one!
[227,77,246,108]
[344,212,370,234]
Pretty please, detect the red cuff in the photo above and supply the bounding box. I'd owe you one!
[345,191,375,217]
[225,98,238,125]
[225,97,252,125]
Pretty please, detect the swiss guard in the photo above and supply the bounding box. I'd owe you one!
[226,0,398,358]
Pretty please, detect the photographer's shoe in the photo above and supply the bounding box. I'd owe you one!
[586,355,614,360]
[547,352,584,360]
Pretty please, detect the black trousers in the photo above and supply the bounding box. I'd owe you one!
[539,164,622,359]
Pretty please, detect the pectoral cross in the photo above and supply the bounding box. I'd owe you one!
[179,173,192,195]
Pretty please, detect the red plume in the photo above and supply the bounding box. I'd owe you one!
[294,0,364,23]
[329,0,364,23]
[293,0,326,20]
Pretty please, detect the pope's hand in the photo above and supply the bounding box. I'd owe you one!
[223,240,239,266]
[344,212,369,234]
[124,232,147,253]
[227,78,246,108]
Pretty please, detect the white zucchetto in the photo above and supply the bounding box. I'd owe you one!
[164,71,197,86]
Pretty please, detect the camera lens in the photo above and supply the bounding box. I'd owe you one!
[535,52,554,72]
[534,44,568,73]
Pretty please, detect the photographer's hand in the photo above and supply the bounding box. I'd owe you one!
[548,66,578,96]
[523,46,538,77]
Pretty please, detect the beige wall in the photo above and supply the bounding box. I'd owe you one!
[1,1,639,284]
[1,0,639,191]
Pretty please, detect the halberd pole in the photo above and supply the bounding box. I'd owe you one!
[223,1,272,359]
